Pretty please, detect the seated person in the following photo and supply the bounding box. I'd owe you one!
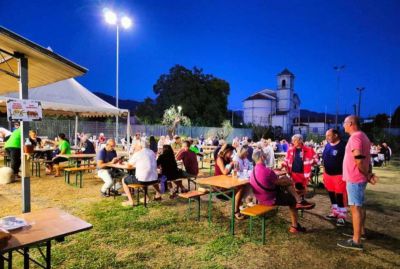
[121,140,161,206]
[97,139,122,197]
[29,130,42,148]
[176,140,199,176]
[250,150,315,233]
[0,126,12,142]
[215,144,246,220]
[233,146,251,172]
[157,144,188,197]
[47,133,71,177]
[171,136,182,151]
[80,135,96,154]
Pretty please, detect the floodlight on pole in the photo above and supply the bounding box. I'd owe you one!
[333,65,345,128]
[121,16,133,29]
[104,9,117,25]
[103,8,133,141]
[177,106,182,113]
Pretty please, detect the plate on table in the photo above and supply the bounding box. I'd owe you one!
[0,217,28,231]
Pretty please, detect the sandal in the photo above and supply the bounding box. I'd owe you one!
[235,212,246,220]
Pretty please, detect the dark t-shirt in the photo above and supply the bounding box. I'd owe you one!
[82,140,96,154]
[176,150,199,176]
[29,137,42,148]
[157,153,181,180]
[322,140,345,175]
[97,148,117,164]
[291,148,304,173]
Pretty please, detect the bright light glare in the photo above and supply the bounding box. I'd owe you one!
[104,9,117,25]
[177,106,182,112]
[121,16,133,29]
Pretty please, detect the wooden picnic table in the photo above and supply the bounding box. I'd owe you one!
[57,154,96,159]
[197,175,249,235]
[0,208,92,269]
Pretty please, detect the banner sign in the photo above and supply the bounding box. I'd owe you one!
[6,99,43,121]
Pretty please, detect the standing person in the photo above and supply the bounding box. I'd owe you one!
[262,139,275,168]
[4,126,21,180]
[97,139,122,197]
[322,129,347,226]
[380,142,391,165]
[281,134,319,200]
[337,115,376,251]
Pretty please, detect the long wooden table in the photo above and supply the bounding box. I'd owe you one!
[197,175,249,235]
[0,208,92,269]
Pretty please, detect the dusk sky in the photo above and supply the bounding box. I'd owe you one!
[1,0,399,117]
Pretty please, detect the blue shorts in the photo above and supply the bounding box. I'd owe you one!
[347,182,367,206]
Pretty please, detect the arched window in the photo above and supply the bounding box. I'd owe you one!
[281,79,286,88]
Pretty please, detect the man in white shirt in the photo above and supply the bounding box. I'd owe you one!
[121,140,160,206]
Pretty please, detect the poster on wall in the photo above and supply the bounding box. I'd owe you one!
[6,99,43,122]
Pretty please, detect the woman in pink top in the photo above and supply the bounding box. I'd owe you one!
[250,150,315,233]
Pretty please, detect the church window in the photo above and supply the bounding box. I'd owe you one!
[281,79,286,88]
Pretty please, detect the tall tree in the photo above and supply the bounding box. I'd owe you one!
[391,106,400,127]
[153,65,230,126]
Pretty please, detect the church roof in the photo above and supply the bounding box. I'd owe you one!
[243,89,277,101]
[278,68,294,77]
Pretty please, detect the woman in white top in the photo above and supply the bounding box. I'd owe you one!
[233,146,251,172]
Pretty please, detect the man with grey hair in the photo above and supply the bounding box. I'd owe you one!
[121,138,160,206]
[80,134,95,154]
[250,149,315,233]
[97,139,122,197]
[281,134,319,199]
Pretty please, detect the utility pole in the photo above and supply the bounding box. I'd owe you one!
[334,65,345,128]
[356,87,365,117]
[353,104,357,115]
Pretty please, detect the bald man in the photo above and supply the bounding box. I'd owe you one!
[322,129,347,226]
[337,115,375,251]
[97,139,122,197]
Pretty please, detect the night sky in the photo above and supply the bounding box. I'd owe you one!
[1,0,399,117]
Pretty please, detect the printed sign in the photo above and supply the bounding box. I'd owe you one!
[6,99,43,122]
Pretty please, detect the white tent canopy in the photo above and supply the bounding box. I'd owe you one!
[2,78,127,117]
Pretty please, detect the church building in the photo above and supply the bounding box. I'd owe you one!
[243,68,301,134]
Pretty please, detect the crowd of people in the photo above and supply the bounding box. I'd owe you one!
[0,115,390,250]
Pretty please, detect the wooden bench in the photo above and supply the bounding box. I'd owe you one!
[201,158,215,175]
[64,166,96,188]
[127,181,159,207]
[178,190,209,221]
[241,205,277,244]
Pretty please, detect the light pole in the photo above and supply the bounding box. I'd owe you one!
[333,65,345,128]
[356,86,365,117]
[104,9,133,142]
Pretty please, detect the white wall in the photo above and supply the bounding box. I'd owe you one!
[243,99,275,126]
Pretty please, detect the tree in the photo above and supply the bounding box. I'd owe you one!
[391,106,400,127]
[219,120,233,140]
[373,113,389,128]
[135,97,160,124]
[153,65,230,126]
[162,105,191,136]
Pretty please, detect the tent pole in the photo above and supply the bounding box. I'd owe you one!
[74,114,79,146]
[18,54,31,213]
[127,111,130,157]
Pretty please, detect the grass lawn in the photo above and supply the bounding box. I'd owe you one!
[1,158,400,268]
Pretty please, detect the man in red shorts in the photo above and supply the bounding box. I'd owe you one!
[322,129,347,226]
[281,134,319,201]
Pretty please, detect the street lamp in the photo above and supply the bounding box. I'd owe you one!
[103,8,133,141]
[356,86,365,117]
[333,65,345,128]
[177,106,182,113]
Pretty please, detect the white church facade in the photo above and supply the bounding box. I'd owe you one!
[243,68,301,134]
